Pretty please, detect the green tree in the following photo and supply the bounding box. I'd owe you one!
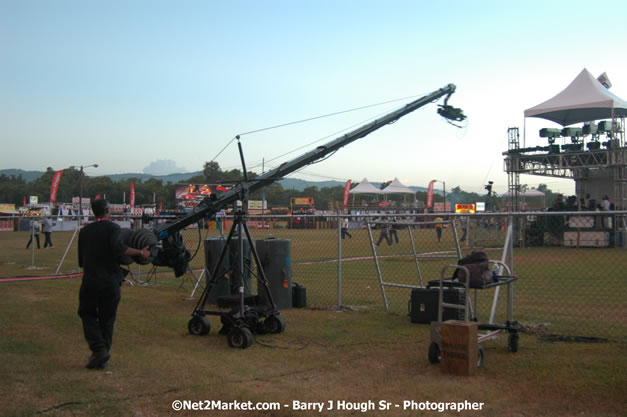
[0,174,27,205]
[203,161,221,183]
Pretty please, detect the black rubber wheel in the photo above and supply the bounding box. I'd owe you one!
[188,316,211,336]
[228,327,254,349]
[428,342,441,364]
[263,315,286,334]
[508,333,519,353]
[477,345,484,368]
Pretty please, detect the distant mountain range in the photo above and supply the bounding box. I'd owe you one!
[0,169,431,193]
[0,169,204,184]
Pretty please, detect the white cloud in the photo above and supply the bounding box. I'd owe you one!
[143,160,188,175]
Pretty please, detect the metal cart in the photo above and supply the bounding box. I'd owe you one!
[427,261,519,367]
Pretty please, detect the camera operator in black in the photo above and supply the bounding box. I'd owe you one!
[77,198,149,369]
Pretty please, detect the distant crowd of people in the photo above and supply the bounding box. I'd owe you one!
[552,193,614,212]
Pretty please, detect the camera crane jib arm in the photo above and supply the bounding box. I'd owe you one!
[156,83,463,240]
[151,84,464,275]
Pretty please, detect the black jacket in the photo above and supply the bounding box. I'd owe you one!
[78,220,128,288]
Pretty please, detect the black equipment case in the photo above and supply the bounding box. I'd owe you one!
[409,288,465,324]
[292,283,307,308]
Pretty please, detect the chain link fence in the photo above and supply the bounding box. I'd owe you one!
[2,211,625,342]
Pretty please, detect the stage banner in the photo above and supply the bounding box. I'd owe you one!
[130,182,135,207]
[426,180,436,208]
[49,170,64,203]
[343,179,352,208]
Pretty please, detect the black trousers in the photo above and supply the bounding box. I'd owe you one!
[26,234,40,249]
[376,230,391,246]
[43,232,53,248]
[78,283,121,354]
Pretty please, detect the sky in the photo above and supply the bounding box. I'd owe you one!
[2,0,627,196]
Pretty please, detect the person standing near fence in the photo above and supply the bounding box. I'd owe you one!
[42,216,54,248]
[77,198,150,370]
[434,216,443,242]
[25,219,41,249]
[460,216,468,242]
[341,217,352,239]
[375,221,392,247]
[389,219,399,244]
[601,195,612,228]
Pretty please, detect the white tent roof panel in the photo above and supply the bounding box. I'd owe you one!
[349,178,383,194]
[524,68,627,126]
[382,177,415,195]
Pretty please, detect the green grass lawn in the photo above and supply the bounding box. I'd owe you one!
[0,226,626,416]
[2,227,626,340]
[0,276,626,417]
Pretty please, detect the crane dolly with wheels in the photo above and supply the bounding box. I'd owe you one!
[186,199,286,349]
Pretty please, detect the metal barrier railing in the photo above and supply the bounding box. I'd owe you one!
[2,211,626,341]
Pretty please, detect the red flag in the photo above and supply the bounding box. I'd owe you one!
[343,179,352,208]
[426,180,436,208]
[49,170,64,203]
[130,182,135,208]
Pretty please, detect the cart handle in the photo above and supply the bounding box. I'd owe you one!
[488,260,512,276]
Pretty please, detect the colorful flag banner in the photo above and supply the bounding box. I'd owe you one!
[426,180,436,208]
[49,170,64,203]
[343,179,352,208]
[130,182,135,207]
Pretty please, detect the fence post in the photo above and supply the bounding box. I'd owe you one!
[508,214,515,272]
[337,213,342,307]
[30,218,35,268]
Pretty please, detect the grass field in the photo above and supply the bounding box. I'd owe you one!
[3,226,627,340]
[1,226,626,416]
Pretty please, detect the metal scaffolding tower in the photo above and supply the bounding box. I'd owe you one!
[503,118,626,243]
[506,127,521,212]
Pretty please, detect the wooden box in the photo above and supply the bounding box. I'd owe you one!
[440,320,478,376]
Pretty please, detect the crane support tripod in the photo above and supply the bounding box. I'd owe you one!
[187,139,285,349]
[187,204,285,349]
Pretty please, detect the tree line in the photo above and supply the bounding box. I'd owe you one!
[0,163,557,211]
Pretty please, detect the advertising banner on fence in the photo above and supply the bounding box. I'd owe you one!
[49,170,64,203]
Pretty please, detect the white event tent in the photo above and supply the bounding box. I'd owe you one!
[524,68,627,126]
[503,189,546,209]
[382,177,416,203]
[382,178,415,195]
[349,178,383,195]
[348,178,383,205]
